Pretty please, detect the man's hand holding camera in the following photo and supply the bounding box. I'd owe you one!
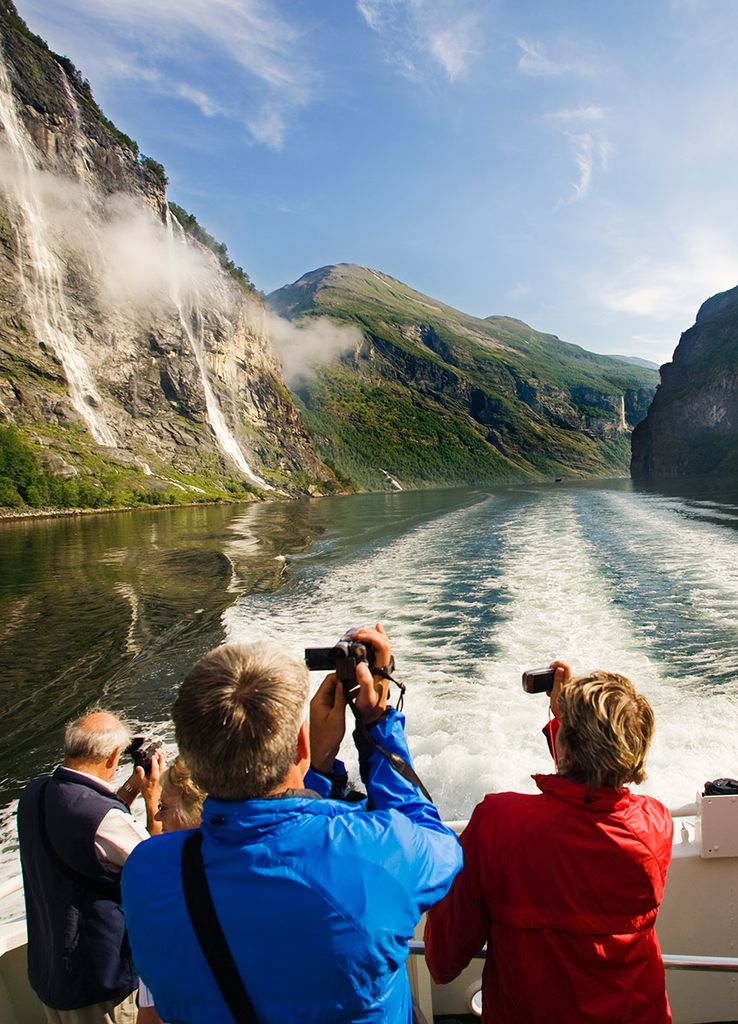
[308,623,394,774]
[350,623,392,724]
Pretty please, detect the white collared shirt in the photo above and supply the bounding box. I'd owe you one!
[62,767,150,869]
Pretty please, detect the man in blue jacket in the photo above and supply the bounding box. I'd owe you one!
[122,624,461,1023]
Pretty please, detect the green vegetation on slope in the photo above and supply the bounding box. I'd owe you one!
[0,425,266,511]
[271,264,657,488]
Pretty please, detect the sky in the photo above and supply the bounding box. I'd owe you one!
[14,0,738,366]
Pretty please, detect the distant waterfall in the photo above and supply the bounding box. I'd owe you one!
[0,49,116,447]
[165,212,270,488]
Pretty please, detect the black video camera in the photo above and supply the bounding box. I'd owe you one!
[125,735,163,775]
[304,631,376,687]
[522,667,555,694]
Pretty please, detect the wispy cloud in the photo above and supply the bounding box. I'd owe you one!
[357,0,482,83]
[21,0,311,149]
[517,38,596,78]
[550,104,605,123]
[564,131,610,202]
[247,105,286,150]
[547,106,610,204]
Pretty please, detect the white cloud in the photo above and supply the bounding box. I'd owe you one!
[428,16,479,82]
[105,58,228,119]
[601,229,738,321]
[266,312,364,386]
[357,0,388,32]
[564,131,610,202]
[247,105,286,150]
[176,84,226,119]
[517,37,595,78]
[550,105,605,123]
[357,0,482,83]
[22,0,310,148]
[546,106,610,205]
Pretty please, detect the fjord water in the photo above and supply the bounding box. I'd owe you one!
[2,479,738,879]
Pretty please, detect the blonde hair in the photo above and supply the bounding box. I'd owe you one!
[162,755,205,829]
[556,671,654,789]
[172,641,309,800]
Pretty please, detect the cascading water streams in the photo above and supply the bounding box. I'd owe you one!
[0,49,116,447]
[165,210,270,488]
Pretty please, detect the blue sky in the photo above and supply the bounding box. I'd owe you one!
[15,0,738,365]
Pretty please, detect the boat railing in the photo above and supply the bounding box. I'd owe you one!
[2,867,737,974]
[407,941,738,973]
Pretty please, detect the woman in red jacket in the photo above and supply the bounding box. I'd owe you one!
[424,661,673,1024]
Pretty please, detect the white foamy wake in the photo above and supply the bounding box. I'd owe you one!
[225,487,738,820]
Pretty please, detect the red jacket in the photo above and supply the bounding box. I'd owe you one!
[425,773,673,1023]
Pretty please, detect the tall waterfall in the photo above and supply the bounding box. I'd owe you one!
[0,49,116,447]
[165,212,271,489]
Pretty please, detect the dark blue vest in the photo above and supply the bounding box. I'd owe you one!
[16,766,139,1010]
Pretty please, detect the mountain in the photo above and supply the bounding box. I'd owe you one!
[610,355,660,370]
[0,0,335,508]
[269,264,659,489]
[631,285,738,478]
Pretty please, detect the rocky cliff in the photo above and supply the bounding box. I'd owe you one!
[631,285,738,479]
[269,264,659,488]
[0,0,334,506]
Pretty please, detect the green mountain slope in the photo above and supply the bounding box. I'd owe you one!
[269,264,659,489]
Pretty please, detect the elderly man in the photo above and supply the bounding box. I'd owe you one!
[17,711,164,1024]
[122,624,462,1023]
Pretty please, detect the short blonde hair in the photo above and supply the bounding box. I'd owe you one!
[162,755,205,829]
[172,641,309,800]
[557,671,654,789]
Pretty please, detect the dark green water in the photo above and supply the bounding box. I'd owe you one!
[0,489,484,803]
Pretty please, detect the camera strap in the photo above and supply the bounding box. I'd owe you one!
[181,831,259,1024]
[345,685,433,803]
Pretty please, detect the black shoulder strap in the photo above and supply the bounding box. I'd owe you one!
[36,779,121,900]
[181,831,259,1024]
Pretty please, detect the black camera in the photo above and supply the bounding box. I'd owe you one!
[522,667,555,694]
[305,630,376,687]
[125,735,163,775]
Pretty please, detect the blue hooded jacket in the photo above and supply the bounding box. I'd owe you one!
[122,709,461,1023]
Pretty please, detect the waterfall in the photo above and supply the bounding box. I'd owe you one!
[165,212,271,489]
[0,49,116,446]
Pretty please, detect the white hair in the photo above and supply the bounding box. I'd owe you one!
[63,711,132,762]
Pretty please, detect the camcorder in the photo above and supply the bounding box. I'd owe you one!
[125,735,163,775]
[304,631,378,688]
[522,667,555,694]
[305,628,430,800]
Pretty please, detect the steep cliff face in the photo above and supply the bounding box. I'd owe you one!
[0,0,333,503]
[270,264,659,488]
[631,285,738,478]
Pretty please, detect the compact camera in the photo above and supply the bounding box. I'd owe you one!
[125,735,163,775]
[522,667,555,694]
[305,630,377,686]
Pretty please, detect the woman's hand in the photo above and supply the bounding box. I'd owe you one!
[548,659,572,719]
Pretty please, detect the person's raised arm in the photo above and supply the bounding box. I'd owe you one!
[425,801,489,983]
[349,625,461,896]
[542,659,571,763]
[136,749,166,836]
